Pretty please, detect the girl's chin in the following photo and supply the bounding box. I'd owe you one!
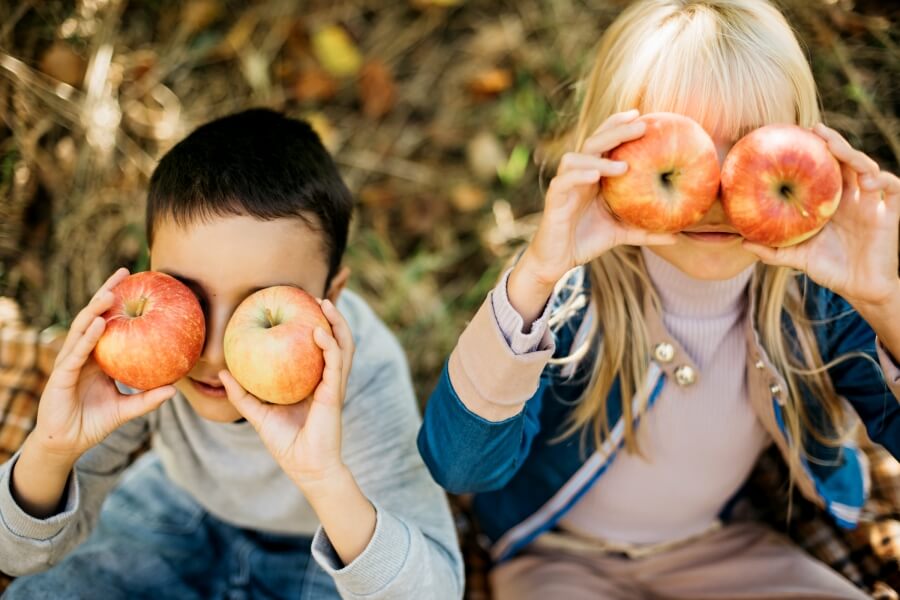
[648,244,759,280]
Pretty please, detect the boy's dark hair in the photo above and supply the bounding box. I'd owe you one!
[146,108,353,284]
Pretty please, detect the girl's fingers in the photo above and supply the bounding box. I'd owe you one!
[582,120,647,156]
[546,169,601,208]
[588,109,641,138]
[557,153,628,177]
[742,241,806,272]
[814,124,880,176]
[116,385,176,424]
[612,225,678,249]
[860,171,900,198]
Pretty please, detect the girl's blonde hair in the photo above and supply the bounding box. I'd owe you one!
[557,0,849,474]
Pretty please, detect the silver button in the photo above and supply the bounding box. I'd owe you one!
[653,342,675,363]
[674,365,696,386]
[754,359,765,370]
[769,383,782,396]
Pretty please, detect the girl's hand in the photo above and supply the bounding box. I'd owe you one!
[510,109,677,323]
[743,124,900,312]
[30,268,177,463]
[221,298,354,492]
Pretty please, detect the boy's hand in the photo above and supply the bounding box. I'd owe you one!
[221,298,354,493]
[223,299,377,565]
[12,268,176,518]
[30,268,177,463]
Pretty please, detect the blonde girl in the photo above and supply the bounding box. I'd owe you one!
[418,0,900,598]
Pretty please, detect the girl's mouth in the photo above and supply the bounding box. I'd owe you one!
[681,230,743,244]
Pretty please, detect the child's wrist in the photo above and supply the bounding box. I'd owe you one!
[292,462,353,500]
[23,431,81,473]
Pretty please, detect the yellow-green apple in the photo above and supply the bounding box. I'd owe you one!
[94,271,205,390]
[601,112,720,233]
[223,286,331,405]
[721,124,841,247]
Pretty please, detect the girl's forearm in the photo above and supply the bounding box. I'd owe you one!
[854,282,900,363]
[300,466,376,566]
[11,435,79,518]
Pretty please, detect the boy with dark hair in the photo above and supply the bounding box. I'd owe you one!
[0,108,464,599]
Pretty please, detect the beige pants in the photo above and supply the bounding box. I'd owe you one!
[490,522,868,600]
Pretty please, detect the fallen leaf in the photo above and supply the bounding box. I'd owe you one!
[38,42,86,87]
[358,60,397,118]
[293,66,338,102]
[312,25,363,77]
[451,183,487,212]
[410,0,464,8]
[302,112,339,152]
[180,0,222,36]
[360,183,399,210]
[466,131,506,182]
[497,144,530,187]
[467,67,513,99]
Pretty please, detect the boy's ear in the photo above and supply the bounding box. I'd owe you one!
[325,266,350,304]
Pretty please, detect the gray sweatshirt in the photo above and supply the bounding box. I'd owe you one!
[0,290,464,599]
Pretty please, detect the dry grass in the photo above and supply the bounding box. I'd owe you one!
[0,0,897,399]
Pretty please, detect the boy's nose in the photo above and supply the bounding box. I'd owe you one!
[198,310,228,371]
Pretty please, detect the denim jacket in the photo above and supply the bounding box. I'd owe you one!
[418,267,900,562]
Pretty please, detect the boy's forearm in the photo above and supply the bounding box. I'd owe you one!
[301,466,376,566]
[10,435,79,519]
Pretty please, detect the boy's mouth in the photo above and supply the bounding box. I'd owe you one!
[190,378,227,398]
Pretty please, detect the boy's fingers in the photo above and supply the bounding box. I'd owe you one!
[320,300,354,368]
[313,327,343,407]
[219,370,268,428]
[57,290,117,363]
[117,385,176,424]
[582,120,646,156]
[59,317,106,379]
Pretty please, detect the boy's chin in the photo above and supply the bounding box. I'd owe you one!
[174,381,245,423]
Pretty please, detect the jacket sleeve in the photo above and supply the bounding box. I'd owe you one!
[310,325,464,600]
[417,268,582,494]
[815,290,900,459]
[0,416,150,576]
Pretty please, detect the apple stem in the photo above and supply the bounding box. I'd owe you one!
[264,307,277,328]
[134,296,147,317]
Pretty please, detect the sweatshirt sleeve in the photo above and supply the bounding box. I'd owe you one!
[0,416,150,576]
[310,322,464,600]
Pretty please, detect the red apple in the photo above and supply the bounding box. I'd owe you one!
[223,286,331,405]
[721,124,842,247]
[94,271,205,390]
[601,112,721,233]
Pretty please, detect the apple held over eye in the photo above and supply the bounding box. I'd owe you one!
[601,112,721,233]
[94,271,206,390]
[721,124,842,247]
[223,286,331,405]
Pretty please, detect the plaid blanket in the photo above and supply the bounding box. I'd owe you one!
[0,298,898,598]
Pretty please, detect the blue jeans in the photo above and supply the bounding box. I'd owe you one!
[5,453,339,600]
